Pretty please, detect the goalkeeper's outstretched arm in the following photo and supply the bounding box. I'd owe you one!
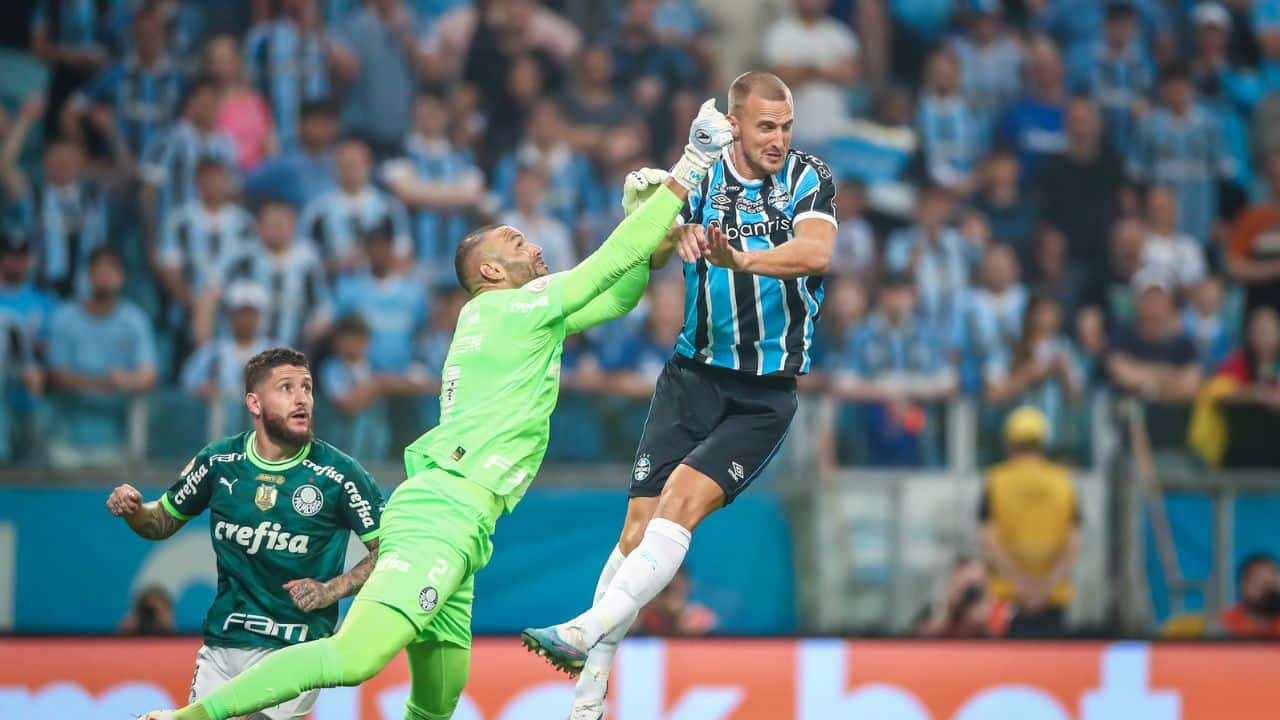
[560,99,732,318]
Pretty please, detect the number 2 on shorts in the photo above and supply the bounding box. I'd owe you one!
[428,556,449,586]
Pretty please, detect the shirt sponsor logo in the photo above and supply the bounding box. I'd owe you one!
[301,459,376,530]
[173,463,210,505]
[442,366,461,411]
[736,196,765,214]
[712,217,793,242]
[222,611,309,643]
[214,520,311,555]
[453,336,482,353]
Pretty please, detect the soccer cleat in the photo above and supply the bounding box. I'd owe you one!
[520,624,589,676]
[568,699,604,720]
[137,712,176,720]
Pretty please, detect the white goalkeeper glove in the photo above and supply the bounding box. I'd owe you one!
[669,98,734,191]
[621,167,671,216]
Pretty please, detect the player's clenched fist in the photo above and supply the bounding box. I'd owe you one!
[670,98,734,191]
[621,167,670,217]
[107,483,143,516]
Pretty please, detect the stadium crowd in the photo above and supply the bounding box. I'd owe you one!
[0,0,1279,474]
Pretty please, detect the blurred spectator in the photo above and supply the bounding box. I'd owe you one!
[1220,553,1280,637]
[118,586,176,636]
[825,85,919,222]
[985,295,1083,443]
[481,52,550,168]
[65,6,187,160]
[433,0,582,82]
[0,292,42,464]
[197,201,329,348]
[912,555,992,638]
[140,79,239,243]
[1190,2,1261,113]
[830,179,876,278]
[635,565,719,636]
[299,136,413,276]
[1,100,108,301]
[1260,0,1280,88]
[917,48,985,195]
[1027,225,1084,321]
[970,148,1036,261]
[611,0,700,127]
[320,313,389,462]
[600,279,684,399]
[1106,268,1203,403]
[886,0,955,86]
[1142,185,1207,292]
[414,285,468,384]
[979,406,1080,638]
[180,281,275,438]
[1183,275,1234,372]
[381,91,485,280]
[831,272,958,466]
[243,98,340,208]
[498,165,576,274]
[998,37,1068,179]
[331,228,431,383]
[1128,62,1232,246]
[885,183,977,335]
[491,100,598,231]
[762,0,860,146]
[0,232,56,357]
[327,0,433,156]
[559,43,634,156]
[949,0,1024,129]
[1193,307,1280,466]
[576,120,651,254]
[204,34,275,172]
[1080,217,1147,333]
[695,0,789,89]
[243,0,336,151]
[964,243,1028,388]
[46,247,157,468]
[1214,306,1280,398]
[157,158,256,366]
[1226,151,1280,318]
[1066,0,1153,154]
[30,0,116,139]
[1033,0,1174,65]
[1032,97,1126,269]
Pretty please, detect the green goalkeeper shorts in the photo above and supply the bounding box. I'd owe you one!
[358,451,503,648]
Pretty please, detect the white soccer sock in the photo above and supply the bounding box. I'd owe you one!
[574,546,632,704]
[576,519,691,648]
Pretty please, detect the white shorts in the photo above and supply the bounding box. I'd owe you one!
[190,644,320,720]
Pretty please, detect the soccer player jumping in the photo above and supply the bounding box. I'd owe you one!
[521,71,838,719]
[140,99,733,720]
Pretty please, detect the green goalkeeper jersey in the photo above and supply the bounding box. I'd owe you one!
[404,184,686,514]
[161,431,384,649]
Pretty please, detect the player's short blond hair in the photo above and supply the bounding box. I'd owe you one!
[728,71,793,116]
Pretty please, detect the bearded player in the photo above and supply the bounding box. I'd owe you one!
[522,71,838,719]
[109,348,383,720]
[139,99,734,720]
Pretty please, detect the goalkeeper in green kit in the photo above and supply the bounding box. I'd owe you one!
[143,100,733,720]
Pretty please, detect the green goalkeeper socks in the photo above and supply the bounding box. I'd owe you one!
[173,600,416,720]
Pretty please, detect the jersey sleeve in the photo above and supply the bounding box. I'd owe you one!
[161,447,216,520]
[791,156,838,227]
[338,461,384,542]
[678,175,706,225]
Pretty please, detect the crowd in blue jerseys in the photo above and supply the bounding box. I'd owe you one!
[2,0,1280,470]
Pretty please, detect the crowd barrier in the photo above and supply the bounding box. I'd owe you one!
[1,637,1273,719]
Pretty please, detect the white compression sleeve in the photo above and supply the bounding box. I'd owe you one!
[574,546,631,704]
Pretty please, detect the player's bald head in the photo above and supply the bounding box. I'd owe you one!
[455,224,522,293]
[728,71,792,116]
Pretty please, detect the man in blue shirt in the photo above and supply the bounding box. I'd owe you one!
[1067,1,1154,154]
[999,38,1069,180]
[885,182,977,338]
[243,99,340,209]
[831,270,958,466]
[46,247,156,467]
[67,5,186,159]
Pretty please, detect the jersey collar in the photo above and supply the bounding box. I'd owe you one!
[722,147,767,188]
[246,430,311,472]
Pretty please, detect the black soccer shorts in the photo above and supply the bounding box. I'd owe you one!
[628,354,797,506]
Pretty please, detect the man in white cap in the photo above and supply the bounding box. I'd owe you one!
[1105,267,1203,403]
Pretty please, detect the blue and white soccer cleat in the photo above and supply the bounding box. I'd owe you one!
[520,623,590,676]
[568,698,605,720]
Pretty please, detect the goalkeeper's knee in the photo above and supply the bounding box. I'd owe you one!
[404,700,457,720]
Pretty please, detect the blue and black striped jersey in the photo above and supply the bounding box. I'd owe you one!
[677,148,837,376]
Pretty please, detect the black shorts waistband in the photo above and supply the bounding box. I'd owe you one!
[671,353,798,391]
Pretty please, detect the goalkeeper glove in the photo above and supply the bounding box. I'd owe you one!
[620,167,671,216]
[669,98,734,191]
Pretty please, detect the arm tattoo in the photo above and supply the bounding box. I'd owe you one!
[330,539,379,599]
[126,501,186,540]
